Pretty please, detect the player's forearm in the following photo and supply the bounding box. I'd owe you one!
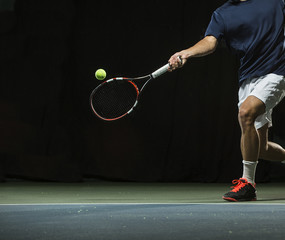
[168,36,218,71]
[183,36,218,58]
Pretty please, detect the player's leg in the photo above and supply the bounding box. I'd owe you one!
[223,74,285,202]
[222,96,263,202]
[258,124,285,161]
[239,95,265,163]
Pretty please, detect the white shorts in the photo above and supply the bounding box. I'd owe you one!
[238,73,285,129]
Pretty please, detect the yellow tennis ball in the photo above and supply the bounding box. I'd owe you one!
[95,69,106,80]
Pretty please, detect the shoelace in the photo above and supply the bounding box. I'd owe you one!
[230,179,247,192]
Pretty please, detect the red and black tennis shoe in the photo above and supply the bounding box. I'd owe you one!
[223,178,257,202]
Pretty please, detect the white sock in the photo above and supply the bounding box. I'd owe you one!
[242,160,258,185]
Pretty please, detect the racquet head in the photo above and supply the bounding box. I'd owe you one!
[90,63,169,121]
[90,78,140,121]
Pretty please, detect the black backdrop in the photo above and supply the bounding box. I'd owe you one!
[0,0,285,182]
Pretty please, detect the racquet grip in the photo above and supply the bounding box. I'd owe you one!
[151,64,169,79]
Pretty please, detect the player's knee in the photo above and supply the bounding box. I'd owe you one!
[238,107,256,127]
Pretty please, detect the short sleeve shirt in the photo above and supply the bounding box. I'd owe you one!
[205,0,285,84]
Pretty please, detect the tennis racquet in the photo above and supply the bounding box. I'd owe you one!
[90,63,170,121]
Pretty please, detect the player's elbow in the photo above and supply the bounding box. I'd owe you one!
[204,36,218,54]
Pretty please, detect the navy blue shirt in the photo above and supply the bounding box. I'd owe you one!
[205,0,285,84]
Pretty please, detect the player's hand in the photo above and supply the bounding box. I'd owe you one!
[168,52,187,72]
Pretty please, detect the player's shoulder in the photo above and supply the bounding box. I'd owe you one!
[215,1,234,14]
[214,0,282,16]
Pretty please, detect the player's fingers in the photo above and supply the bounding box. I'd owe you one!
[179,56,187,67]
[168,54,181,71]
[177,56,183,67]
[168,57,175,71]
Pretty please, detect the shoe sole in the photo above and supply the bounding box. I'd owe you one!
[222,196,257,202]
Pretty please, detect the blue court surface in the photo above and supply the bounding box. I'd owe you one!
[1,203,285,240]
[1,182,285,240]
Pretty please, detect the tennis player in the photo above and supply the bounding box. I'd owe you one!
[168,0,285,201]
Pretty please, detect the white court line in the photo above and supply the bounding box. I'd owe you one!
[0,202,285,206]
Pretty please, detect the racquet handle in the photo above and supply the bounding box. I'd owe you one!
[151,63,169,79]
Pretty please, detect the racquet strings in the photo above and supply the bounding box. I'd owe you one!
[92,80,138,119]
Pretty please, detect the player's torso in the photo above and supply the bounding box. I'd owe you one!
[221,0,283,55]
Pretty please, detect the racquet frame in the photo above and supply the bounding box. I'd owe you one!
[90,63,170,121]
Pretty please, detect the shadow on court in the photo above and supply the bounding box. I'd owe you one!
[1,204,285,240]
